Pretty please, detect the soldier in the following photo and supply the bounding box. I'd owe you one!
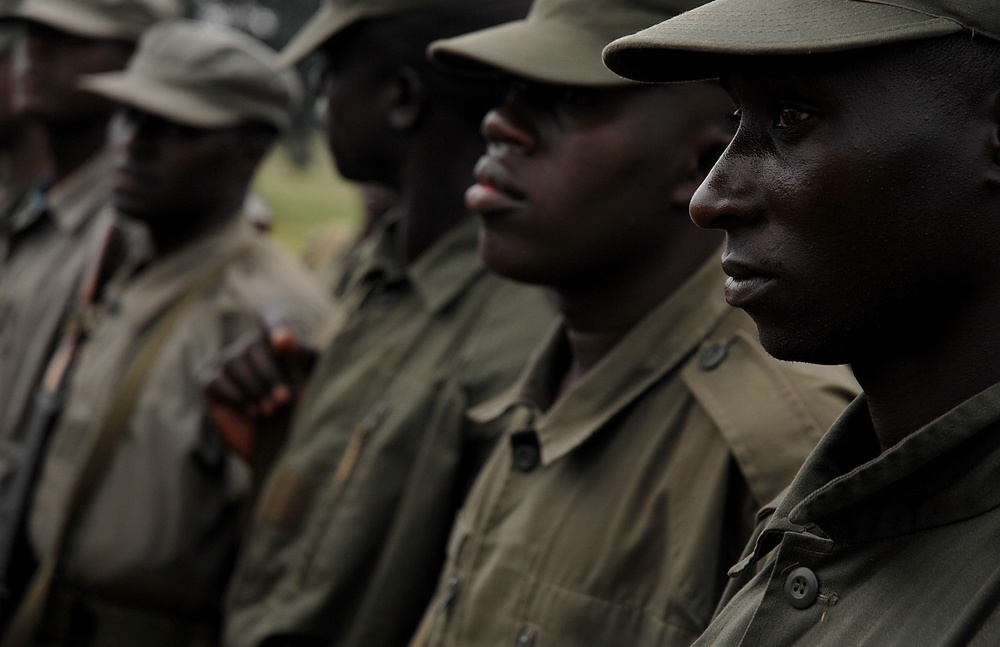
[0,0,180,476]
[3,18,331,647]
[404,1,858,646]
[202,1,556,645]
[0,6,50,261]
[602,1,1000,645]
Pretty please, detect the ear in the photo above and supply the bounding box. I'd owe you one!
[384,64,424,132]
[987,88,1000,187]
[671,121,733,210]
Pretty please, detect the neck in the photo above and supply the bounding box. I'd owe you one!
[47,118,110,184]
[394,127,483,265]
[148,206,240,260]
[553,228,722,402]
[852,289,1000,452]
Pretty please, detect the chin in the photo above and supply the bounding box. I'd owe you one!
[754,323,856,366]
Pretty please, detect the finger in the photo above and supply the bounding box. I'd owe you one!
[207,402,255,462]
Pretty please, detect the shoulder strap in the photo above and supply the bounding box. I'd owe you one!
[2,258,232,647]
[680,309,848,507]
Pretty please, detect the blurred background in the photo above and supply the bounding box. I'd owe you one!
[185,0,363,258]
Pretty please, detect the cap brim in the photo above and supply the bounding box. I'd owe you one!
[80,73,245,129]
[603,0,964,83]
[279,2,367,67]
[431,18,632,86]
[19,2,141,40]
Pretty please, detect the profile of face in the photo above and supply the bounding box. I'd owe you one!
[315,28,395,183]
[469,79,730,291]
[109,106,259,233]
[689,41,998,366]
[13,21,133,123]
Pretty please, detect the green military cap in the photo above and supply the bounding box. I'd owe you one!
[428,0,708,86]
[603,0,1000,83]
[79,19,300,132]
[17,0,181,42]
[281,0,468,66]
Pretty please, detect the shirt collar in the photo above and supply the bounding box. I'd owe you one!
[471,252,733,467]
[46,150,113,234]
[107,216,253,332]
[341,213,484,314]
[735,380,1000,571]
[405,216,484,312]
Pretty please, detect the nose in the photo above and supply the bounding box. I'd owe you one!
[689,144,762,231]
[109,109,153,159]
[481,92,537,155]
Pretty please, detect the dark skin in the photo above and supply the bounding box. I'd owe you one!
[0,44,50,215]
[108,107,272,257]
[203,12,526,460]
[688,38,1000,451]
[13,21,133,183]
[470,79,731,398]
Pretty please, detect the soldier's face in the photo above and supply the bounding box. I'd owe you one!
[470,80,730,291]
[316,30,393,184]
[13,21,132,124]
[110,107,251,232]
[689,41,997,366]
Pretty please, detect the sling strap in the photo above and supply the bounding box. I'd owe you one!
[2,257,232,647]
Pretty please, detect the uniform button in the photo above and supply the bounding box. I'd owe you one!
[510,432,540,473]
[699,342,728,370]
[516,634,534,646]
[784,566,819,609]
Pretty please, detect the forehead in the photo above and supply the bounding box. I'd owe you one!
[720,39,959,102]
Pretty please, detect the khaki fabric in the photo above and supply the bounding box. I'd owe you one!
[281,0,465,65]
[224,214,556,647]
[81,20,300,132]
[0,152,110,468]
[602,0,1000,83]
[692,382,1000,646]
[429,0,709,86]
[26,216,330,641]
[17,0,181,42]
[414,256,858,647]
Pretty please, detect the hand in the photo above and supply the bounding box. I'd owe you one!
[202,320,316,460]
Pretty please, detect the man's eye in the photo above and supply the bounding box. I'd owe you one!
[727,108,742,128]
[558,87,601,107]
[775,107,811,128]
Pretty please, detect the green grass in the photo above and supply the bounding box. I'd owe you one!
[251,133,362,259]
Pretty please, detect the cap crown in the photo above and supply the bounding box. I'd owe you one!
[82,19,297,130]
[872,0,1000,41]
[603,0,1000,83]
[430,0,712,85]
[19,0,182,41]
[530,0,707,43]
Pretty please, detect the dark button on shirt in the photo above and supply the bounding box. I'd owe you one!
[784,566,819,609]
[699,342,729,371]
[510,431,541,473]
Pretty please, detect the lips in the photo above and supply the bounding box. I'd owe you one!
[112,165,157,196]
[720,256,776,308]
[466,155,527,215]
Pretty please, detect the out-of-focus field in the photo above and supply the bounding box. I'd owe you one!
[251,133,362,259]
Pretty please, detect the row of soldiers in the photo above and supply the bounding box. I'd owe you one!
[1,0,998,645]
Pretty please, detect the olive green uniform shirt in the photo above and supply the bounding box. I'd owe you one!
[690,381,1000,647]
[0,152,111,444]
[27,217,330,638]
[415,256,859,647]
[224,215,556,647]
